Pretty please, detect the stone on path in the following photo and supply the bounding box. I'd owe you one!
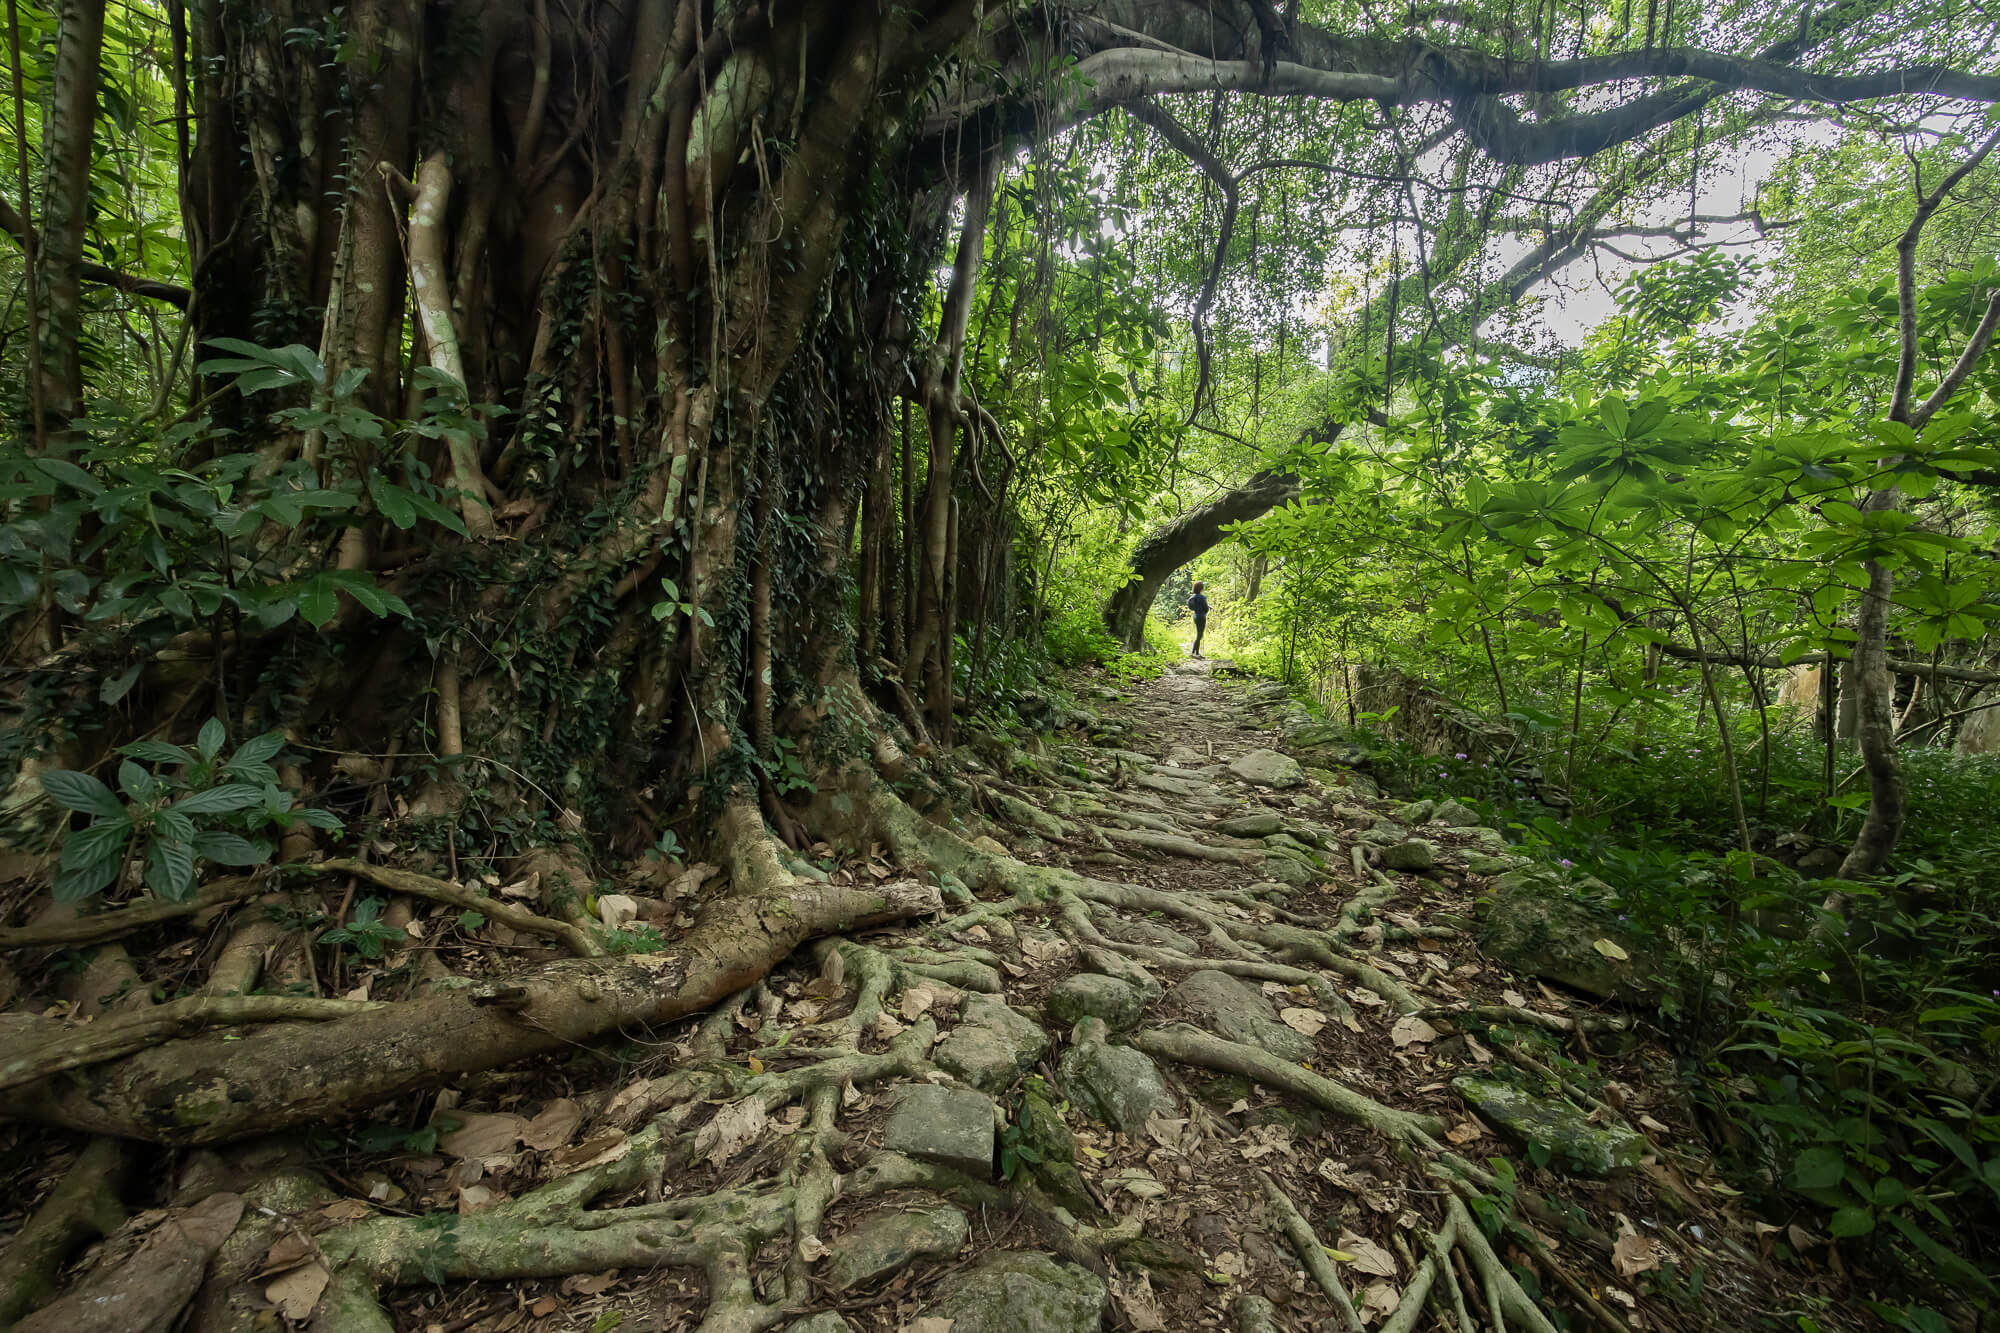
[1044,974,1148,1030]
[785,1315,854,1333]
[824,1204,970,1291]
[935,994,1052,1093]
[1393,798,1436,825]
[1058,1018,1179,1131]
[1227,749,1305,789]
[1168,971,1313,1062]
[1454,1076,1645,1177]
[1310,765,1381,798]
[1431,798,1482,827]
[1464,852,1522,875]
[1379,839,1439,873]
[1354,821,1409,847]
[880,1085,995,1177]
[1078,946,1163,1000]
[917,1251,1109,1333]
[1215,810,1285,837]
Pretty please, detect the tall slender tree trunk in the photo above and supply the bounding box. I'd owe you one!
[32,0,106,434]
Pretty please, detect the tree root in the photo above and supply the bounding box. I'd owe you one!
[292,859,603,957]
[0,1138,129,1325]
[11,867,940,1143]
[1256,1166,1365,1333]
[0,995,384,1093]
[0,876,262,951]
[1377,1214,1459,1333]
[1133,1024,1446,1144]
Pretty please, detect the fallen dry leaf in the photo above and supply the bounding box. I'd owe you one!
[799,1234,830,1262]
[319,1198,372,1223]
[1592,938,1631,961]
[456,1184,500,1214]
[904,1319,956,1333]
[563,1270,620,1296]
[1348,988,1387,1008]
[1280,1007,1328,1037]
[1337,1231,1399,1278]
[266,1261,330,1321]
[531,1295,560,1317]
[522,1098,584,1151]
[1613,1231,1664,1278]
[901,986,936,1020]
[1020,934,1068,963]
[693,1099,768,1168]
[1145,1114,1189,1149]
[438,1111,527,1161]
[1465,1034,1495,1065]
[260,1231,314,1275]
[1446,1120,1486,1145]
[1389,1014,1440,1048]
[1360,1278,1401,1323]
[1112,1273,1168,1331]
[553,1129,629,1170]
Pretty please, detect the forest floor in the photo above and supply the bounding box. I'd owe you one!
[1,659,1853,1333]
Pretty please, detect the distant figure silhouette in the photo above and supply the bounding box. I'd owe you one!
[1187,582,1209,657]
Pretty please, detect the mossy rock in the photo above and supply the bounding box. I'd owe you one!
[919,1251,1108,1333]
[1454,1075,1645,1177]
[1476,872,1676,1007]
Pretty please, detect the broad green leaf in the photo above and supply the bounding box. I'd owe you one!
[41,769,125,819]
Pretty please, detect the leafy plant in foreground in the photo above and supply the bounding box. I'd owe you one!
[40,719,340,902]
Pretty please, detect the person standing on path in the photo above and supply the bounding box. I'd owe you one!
[1187,582,1209,657]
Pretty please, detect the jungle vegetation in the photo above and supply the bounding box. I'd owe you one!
[3,0,2000,1328]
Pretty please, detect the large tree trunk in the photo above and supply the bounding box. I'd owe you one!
[1103,468,1301,649]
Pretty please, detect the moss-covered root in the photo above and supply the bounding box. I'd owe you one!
[1376,1214,1461,1333]
[0,1138,129,1326]
[1132,1024,1447,1144]
[1234,1292,1285,1333]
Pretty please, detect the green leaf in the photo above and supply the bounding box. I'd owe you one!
[174,784,269,815]
[296,578,338,627]
[52,856,120,903]
[197,717,227,762]
[193,830,269,866]
[1794,1145,1846,1191]
[1828,1206,1875,1238]
[368,474,418,529]
[1599,396,1629,437]
[456,910,486,932]
[41,769,125,819]
[62,816,133,868]
[145,838,198,901]
[100,663,143,705]
[229,732,287,771]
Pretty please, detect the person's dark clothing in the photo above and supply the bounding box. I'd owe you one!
[1188,592,1208,654]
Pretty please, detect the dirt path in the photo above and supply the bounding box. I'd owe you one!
[5,660,1807,1333]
